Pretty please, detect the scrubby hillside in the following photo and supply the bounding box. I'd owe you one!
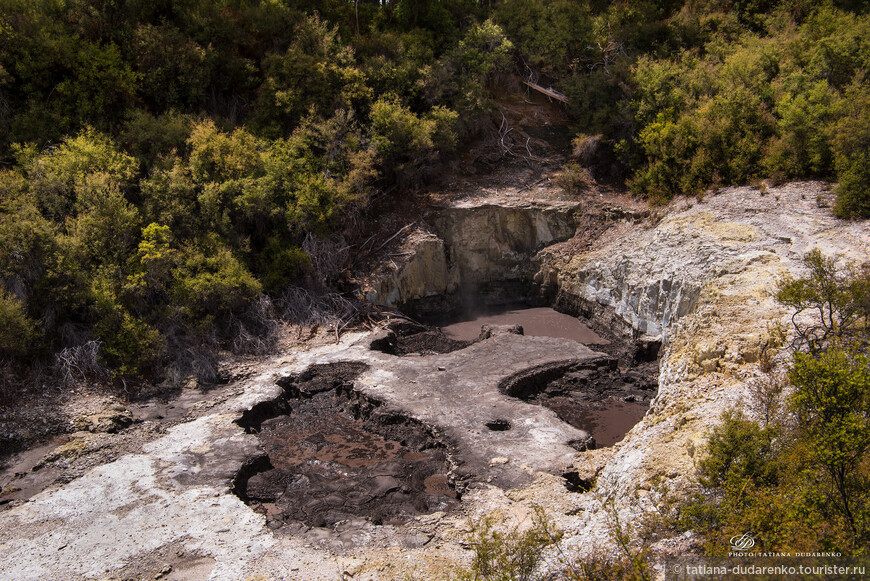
[0,0,867,396]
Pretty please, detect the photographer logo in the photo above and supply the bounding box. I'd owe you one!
[730,532,755,551]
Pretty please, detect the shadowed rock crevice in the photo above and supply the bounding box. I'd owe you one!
[233,362,458,529]
[485,419,511,431]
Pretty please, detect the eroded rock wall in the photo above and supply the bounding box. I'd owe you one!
[364,201,580,315]
[554,183,869,559]
[433,205,577,289]
[365,233,459,307]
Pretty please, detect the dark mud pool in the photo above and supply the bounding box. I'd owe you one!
[544,398,648,447]
[440,306,608,344]
[234,363,458,529]
[233,311,658,530]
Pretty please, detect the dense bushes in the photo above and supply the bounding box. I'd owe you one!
[0,1,868,386]
[0,120,378,383]
[491,1,870,214]
[0,1,489,385]
[832,79,870,218]
[627,6,870,212]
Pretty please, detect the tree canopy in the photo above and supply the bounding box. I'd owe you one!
[0,0,868,387]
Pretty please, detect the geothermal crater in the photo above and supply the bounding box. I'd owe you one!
[230,188,664,533]
[2,178,863,581]
[231,300,660,533]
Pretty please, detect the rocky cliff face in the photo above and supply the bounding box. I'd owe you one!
[364,232,459,307]
[361,180,870,566]
[362,192,581,316]
[433,204,578,289]
[551,182,869,559]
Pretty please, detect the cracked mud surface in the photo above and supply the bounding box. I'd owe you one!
[235,362,458,529]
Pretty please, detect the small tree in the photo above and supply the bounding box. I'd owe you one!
[683,250,870,553]
[777,249,870,353]
[789,348,870,543]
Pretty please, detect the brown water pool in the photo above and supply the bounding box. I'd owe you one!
[544,397,649,447]
[440,307,608,344]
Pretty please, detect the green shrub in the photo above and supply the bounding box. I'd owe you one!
[188,121,263,185]
[683,251,870,554]
[453,19,514,84]
[119,110,192,168]
[370,95,458,181]
[258,238,311,293]
[251,13,368,137]
[125,223,177,304]
[453,507,560,581]
[131,23,208,110]
[764,78,840,181]
[0,290,39,360]
[832,78,870,218]
[91,275,165,378]
[359,30,433,101]
[697,410,780,490]
[393,0,455,36]
[70,172,141,265]
[27,128,138,220]
[0,180,58,296]
[285,174,342,236]
[628,7,870,202]
[555,162,594,193]
[789,347,870,543]
[494,0,591,72]
[776,249,870,352]
[171,240,262,322]
[138,159,200,237]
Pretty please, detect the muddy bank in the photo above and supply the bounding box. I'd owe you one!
[517,362,655,448]
[369,320,471,356]
[496,352,656,449]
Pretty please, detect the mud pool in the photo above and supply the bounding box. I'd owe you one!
[234,362,458,530]
[231,314,658,533]
[439,306,607,344]
[545,400,647,447]
[435,307,656,449]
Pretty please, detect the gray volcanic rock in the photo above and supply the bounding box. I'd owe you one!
[547,182,869,561]
[352,332,608,489]
[478,324,524,340]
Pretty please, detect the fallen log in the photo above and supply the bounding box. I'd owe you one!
[522,80,569,103]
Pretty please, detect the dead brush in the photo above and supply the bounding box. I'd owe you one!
[52,340,108,387]
[302,232,350,285]
[228,295,282,355]
[278,286,372,342]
